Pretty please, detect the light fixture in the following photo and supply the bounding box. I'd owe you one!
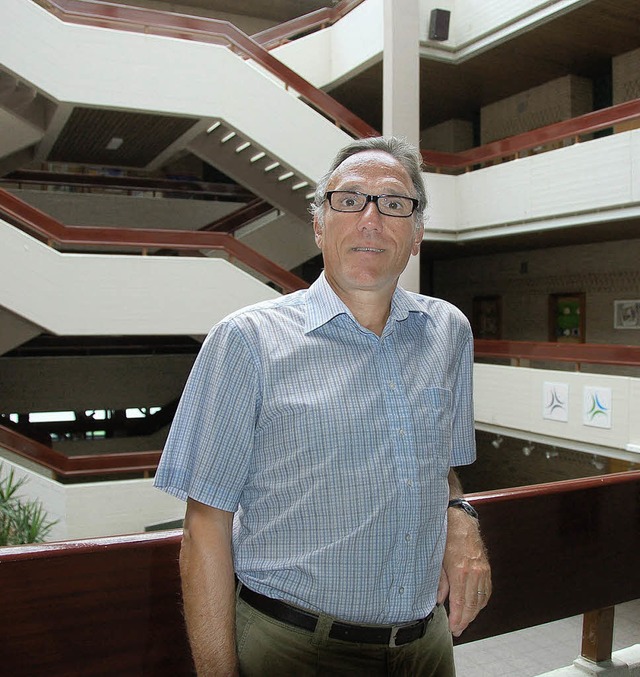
[591,455,606,471]
[105,137,123,150]
[522,442,534,456]
[491,435,503,449]
[545,450,559,460]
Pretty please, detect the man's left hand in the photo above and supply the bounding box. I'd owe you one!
[437,506,491,637]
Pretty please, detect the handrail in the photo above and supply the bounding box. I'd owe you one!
[35,0,378,140]
[470,468,640,504]
[474,339,640,368]
[200,198,274,233]
[0,187,308,294]
[0,424,160,478]
[421,98,640,172]
[1,170,254,201]
[1,470,638,674]
[252,1,366,49]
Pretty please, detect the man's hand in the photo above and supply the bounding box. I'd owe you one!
[437,503,491,637]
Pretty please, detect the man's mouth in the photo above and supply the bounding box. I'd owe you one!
[352,247,384,252]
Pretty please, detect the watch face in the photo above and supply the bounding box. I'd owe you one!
[462,503,477,517]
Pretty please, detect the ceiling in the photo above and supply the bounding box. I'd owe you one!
[48,108,198,167]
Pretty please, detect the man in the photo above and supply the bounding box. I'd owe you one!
[155,136,491,676]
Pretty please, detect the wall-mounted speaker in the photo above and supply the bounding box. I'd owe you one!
[428,9,451,41]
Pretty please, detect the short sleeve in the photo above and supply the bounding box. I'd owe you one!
[450,327,476,468]
[154,319,260,511]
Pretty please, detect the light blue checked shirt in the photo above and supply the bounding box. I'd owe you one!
[155,273,475,624]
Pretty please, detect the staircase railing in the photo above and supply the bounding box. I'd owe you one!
[0,424,160,479]
[1,469,638,674]
[252,0,366,49]
[0,170,254,202]
[474,339,640,370]
[423,98,640,173]
[0,187,308,294]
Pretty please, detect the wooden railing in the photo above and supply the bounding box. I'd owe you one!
[0,169,254,202]
[200,198,274,234]
[0,424,160,479]
[2,470,638,674]
[422,99,640,173]
[474,339,640,370]
[252,0,366,49]
[0,187,308,294]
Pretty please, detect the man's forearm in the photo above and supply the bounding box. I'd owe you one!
[180,500,238,676]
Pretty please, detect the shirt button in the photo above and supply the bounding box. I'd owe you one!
[405,533,411,541]
[389,382,396,390]
[407,480,413,488]
[398,429,405,437]
[399,587,405,595]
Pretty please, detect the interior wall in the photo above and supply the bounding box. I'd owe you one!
[0,354,196,412]
[432,237,640,345]
[0,457,185,540]
[480,74,593,144]
[613,46,640,104]
[458,430,640,494]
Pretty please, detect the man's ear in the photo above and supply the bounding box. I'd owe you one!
[313,215,323,250]
[411,224,424,256]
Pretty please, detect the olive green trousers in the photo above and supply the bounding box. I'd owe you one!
[236,595,456,677]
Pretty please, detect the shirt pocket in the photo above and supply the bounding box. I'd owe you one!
[417,387,453,472]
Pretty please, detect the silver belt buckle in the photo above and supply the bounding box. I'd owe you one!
[388,625,401,648]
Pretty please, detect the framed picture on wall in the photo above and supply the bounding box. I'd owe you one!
[472,296,501,340]
[549,292,585,343]
[614,300,640,329]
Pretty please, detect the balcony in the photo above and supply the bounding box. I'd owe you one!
[2,469,639,675]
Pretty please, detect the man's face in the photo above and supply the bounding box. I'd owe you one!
[314,150,424,297]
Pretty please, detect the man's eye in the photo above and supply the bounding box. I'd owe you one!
[386,200,401,210]
[344,197,356,207]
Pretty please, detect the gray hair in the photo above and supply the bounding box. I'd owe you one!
[310,136,426,231]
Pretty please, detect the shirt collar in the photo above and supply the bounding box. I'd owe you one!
[304,272,428,334]
[304,273,350,333]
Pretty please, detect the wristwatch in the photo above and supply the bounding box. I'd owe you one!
[448,498,479,519]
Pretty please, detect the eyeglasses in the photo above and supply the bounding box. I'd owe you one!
[325,191,419,218]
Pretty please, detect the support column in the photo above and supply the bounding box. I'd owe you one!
[581,607,615,663]
[383,0,421,292]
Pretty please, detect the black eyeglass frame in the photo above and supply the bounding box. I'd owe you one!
[324,190,419,218]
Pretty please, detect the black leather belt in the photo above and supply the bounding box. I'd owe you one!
[238,584,433,648]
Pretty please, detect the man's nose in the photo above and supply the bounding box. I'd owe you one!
[357,200,383,230]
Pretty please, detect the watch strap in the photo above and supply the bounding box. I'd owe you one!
[448,498,479,519]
